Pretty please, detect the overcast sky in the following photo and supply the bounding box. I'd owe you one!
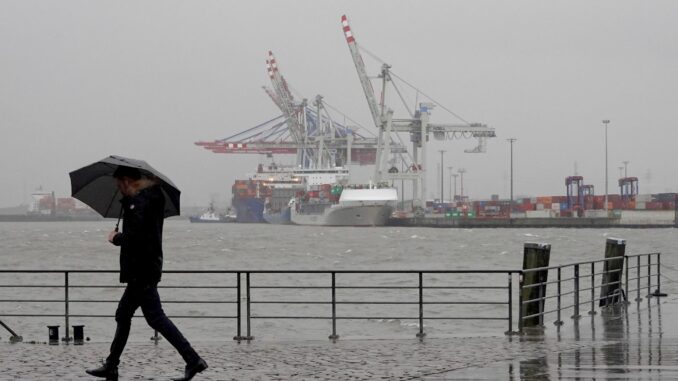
[1,1,677,208]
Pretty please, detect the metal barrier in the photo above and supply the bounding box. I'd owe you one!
[519,253,664,332]
[0,269,518,341]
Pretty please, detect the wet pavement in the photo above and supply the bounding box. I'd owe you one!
[0,298,675,380]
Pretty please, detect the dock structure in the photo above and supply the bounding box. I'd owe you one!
[387,216,673,228]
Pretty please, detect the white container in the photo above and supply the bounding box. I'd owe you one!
[636,194,652,202]
[526,210,555,218]
[636,202,646,210]
[552,203,560,210]
[584,209,609,218]
[536,203,544,210]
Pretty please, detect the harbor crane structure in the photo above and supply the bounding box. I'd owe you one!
[196,51,402,168]
[341,15,496,209]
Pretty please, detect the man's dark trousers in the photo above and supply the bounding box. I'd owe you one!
[107,283,199,366]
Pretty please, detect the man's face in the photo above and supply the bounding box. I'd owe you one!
[116,178,134,196]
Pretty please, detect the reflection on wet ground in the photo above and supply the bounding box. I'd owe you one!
[445,297,678,380]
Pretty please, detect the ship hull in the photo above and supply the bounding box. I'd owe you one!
[263,207,292,224]
[233,197,265,223]
[291,203,394,226]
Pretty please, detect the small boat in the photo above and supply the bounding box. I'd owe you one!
[189,204,236,223]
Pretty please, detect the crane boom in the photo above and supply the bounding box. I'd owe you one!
[341,15,382,130]
[267,51,304,144]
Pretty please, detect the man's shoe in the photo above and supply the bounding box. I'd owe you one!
[85,361,118,380]
[172,358,208,381]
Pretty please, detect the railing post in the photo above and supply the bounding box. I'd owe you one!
[554,267,563,326]
[518,272,524,333]
[416,272,425,338]
[506,272,514,334]
[329,272,339,340]
[63,272,71,343]
[636,256,642,302]
[647,255,652,296]
[245,272,253,340]
[652,253,668,297]
[588,262,596,315]
[572,264,581,319]
[625,256,630,303]
[234,272,242,341]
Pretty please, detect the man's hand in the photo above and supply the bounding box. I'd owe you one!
[108,230,118,243]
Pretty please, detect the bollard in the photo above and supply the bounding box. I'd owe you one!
[73,325,84,345]
[599,238,626,307]
[520,243,551,328]
[48,325,60,345]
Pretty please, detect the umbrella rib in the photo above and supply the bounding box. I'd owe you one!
[103,188,120,218]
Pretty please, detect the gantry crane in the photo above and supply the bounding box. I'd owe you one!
[341,15,496,209]
[196,51,401,168]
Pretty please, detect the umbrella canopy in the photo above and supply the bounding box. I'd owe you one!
[69,155,181,218]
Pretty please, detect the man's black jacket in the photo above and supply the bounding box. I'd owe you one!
[112,184,164,284]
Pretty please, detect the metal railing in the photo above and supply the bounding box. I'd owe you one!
[0,269,518,341]
[519,252,664,331]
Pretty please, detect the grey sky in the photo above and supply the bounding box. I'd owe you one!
[1,1,676,208]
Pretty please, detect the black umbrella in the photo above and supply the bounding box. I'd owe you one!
[69,155,181,227]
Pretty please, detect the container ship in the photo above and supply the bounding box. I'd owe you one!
[232,163,398,226]
[232,163,304,223]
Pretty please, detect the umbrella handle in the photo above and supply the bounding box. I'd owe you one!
[114,207,123,232]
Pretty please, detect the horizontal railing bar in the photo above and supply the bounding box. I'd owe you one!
[0,314,237,319]
[625,253,660,258]
[0,285,66,288]
[67,285,236,289]
[250,301,508,305]
[250,285,507,290]
[0,299,64,303]
[522,311,544,320]
[252,316,507,320]
[522,256,639,274]
[0,269,520,274]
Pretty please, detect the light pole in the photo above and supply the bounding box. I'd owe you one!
[452,174,459,202]
[602,120,610,212]
[623,160,629,178]
[458,168,466,201]
[618,166,624,179]
[438,150,446,202]
[447,166,454,203]
[507,138,517,212]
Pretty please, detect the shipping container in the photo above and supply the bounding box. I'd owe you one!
[636,194,652,202]
[527,210,556,218]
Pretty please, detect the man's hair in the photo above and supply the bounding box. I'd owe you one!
[112,166,142,180]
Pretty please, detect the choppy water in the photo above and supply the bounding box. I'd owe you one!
[1,221,677,343]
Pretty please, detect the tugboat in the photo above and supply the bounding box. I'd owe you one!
[189,203,236,223]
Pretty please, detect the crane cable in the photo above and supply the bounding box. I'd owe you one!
[357,44,472,125]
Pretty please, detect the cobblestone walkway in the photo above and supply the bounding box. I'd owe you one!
[1,300,675,380]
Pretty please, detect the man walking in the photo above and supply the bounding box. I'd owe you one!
[86,166,207,381]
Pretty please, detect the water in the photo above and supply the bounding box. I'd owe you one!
[1,221,676,343]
